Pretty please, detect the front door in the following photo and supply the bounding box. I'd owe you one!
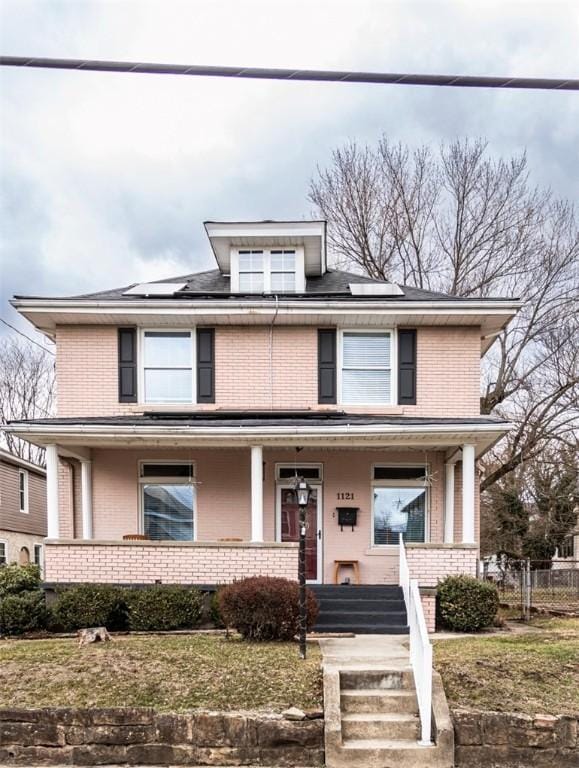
[277,485,322,583]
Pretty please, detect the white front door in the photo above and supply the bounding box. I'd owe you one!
[276,484,323,583]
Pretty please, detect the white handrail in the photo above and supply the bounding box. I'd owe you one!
[399,533,433,746]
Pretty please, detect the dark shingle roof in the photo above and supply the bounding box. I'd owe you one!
[15,268,500,302]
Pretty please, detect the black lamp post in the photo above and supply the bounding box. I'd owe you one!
[294,475,311,659]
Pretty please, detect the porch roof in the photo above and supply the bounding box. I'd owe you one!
[7,412,511,456]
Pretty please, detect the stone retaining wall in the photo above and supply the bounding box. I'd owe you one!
[0,707,324,766]
[453,709,579,768]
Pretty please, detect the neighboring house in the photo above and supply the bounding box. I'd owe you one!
[0,448,47,569]
[6,219,521,630]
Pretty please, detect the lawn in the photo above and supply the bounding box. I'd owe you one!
[0,635,323,713]
[434,617,579,715]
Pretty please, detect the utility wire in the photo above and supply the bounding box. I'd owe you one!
[1,56,578,91]
[0,318,55,355]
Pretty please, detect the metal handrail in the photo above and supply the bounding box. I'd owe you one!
[399,533,433,746]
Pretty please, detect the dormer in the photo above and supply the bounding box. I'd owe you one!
[204,220,326,294]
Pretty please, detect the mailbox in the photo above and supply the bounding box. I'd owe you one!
[337,507,358,531]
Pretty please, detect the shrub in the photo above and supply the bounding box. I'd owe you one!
[0,564,41,597]
[437,575,499,632]
[52,584,128,631]
[218,576,319,641]
[210,589,224,628]
[0,591,48,635]
[126,586,203,631]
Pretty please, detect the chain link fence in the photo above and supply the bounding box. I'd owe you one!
[481,559,579,619]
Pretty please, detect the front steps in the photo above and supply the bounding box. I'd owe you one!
[310,585,408,634]
[321,635,454,768]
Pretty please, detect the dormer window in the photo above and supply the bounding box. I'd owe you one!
[231,247,305,293]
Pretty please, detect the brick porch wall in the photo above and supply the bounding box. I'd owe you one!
[43,541,299,585]
[406,544,478,588]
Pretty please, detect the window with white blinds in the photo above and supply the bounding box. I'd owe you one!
[139,462,195,541]
[142,331,193,404]
[340,332,392,404]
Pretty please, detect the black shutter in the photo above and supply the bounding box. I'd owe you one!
[318,329,337,404]
[197,328,215,403]
[398,329,417,405]
[118,327,137,403]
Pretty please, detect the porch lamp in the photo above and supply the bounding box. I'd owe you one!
[294,475,311,660]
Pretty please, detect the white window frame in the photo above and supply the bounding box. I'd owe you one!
[138,328,196,406]
[0,539,7,565]
[370,463,429,548]
[33,543,43,569]
[230,246,306,293]
[137,460,197,541]
[275,462,324,482]
[18,469,29,514]
[338,328,397,406]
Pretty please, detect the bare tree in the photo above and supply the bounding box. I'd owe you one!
[0,335,55,465]
[310,138,579,492]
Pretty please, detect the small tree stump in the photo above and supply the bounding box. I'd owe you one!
[77,627,112,646]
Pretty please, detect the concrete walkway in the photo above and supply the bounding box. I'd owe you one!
[319,633,411,669]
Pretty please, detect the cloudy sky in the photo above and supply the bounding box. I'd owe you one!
[1,0,578,342]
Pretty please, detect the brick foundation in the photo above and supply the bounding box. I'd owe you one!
[43,540,298,585]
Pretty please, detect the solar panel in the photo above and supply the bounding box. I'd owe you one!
[123,282,187,296]
[349,283,404,296]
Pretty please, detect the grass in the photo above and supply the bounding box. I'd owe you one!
[0,634,322,713]
[434,617,579,715]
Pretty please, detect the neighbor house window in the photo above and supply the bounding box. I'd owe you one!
[372,466,427,545]
[142,331,193,404]
[341,331,392,405]
[34,544,43,569]
[0,541,6,566]
[18,469,29,513]
[233,248,302,293]
[559,536,575,559]
[139,462,195,541]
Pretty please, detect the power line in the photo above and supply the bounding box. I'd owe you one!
[0,318,55,355]
[1,56,578,91]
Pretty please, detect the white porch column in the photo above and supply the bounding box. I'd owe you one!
[45,444,59,539]
[444,461,455,544]
[462,444,476,544]
[251,445,264,542]
[80,460,93,540]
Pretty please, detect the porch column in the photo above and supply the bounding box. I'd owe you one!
[444,461,455,544]
[80,460,93,540]
[250,445,264,542]
[462,444,476,544]
[45,444,59,538]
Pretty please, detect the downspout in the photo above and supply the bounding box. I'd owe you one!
[269,295,279,410]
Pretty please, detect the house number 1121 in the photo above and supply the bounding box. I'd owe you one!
[337,492,355,500]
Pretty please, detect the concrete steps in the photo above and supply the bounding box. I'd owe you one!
[341,688,418,714]
[311,585,408,635]
[342,712,420,741]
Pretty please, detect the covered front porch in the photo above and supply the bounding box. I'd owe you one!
[10,412,507,590]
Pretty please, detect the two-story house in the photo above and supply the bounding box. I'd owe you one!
[6,220,520,630]
[0,448,47,568]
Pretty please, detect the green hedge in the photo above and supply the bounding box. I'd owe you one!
[126,586,203,631]
[0,563,42,597]
[437,575,499,632]
[51,584,204,632]
[0,590,47,635]
[51,584,129,631]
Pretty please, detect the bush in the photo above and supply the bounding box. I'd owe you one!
[52,584,128,631]
[437,575,499,632]
[218,576,319,641]
[210,589,224,628]
[0,564,41,597]
[126,586,203,631]
[0,591,48,635]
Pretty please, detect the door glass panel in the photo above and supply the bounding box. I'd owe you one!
[280,487,318,580]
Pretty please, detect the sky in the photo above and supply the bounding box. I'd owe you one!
[1,0,578,344]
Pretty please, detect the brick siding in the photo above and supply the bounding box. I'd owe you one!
[406,545,478,587]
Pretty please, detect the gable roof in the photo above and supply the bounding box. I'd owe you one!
[12,268,510,303]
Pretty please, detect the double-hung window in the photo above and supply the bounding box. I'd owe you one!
[0,540,6,566]
[139,462,196,541]
[18,470,28,514]
[234,248,302,293]
[34,543,43,570]
[372,466,427,545]
[341,331,393,405]
[142,331,193,404]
